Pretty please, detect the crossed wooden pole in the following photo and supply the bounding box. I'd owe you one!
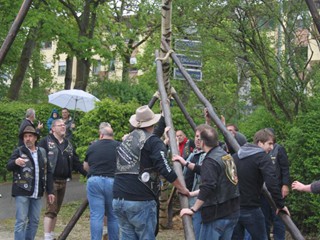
[155,38,305,240]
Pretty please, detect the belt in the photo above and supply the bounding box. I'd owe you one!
[54,179,67,183]
[90,175,113,178]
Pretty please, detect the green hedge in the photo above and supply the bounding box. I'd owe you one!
[285,105,320,236]
[0,102,57,180]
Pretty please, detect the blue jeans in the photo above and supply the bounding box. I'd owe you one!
[261,195,285,240]
[112,198,157,240]
[199,210,240,240]
[232,208,268,240]
[192,211,202,240]
[14,196,42,240]
[87,176,119,240]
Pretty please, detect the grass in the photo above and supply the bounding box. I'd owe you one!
[0,200,185,239]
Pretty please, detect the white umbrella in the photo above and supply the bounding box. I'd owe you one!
[48,89,100,113]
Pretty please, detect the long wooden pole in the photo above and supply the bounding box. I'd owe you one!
[58,198,89,240]
[161,39,239,149]
[155,50,195,240]
[161,38,305,240]
[0,0,33,67]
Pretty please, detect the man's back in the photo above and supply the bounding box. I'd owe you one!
[233,144,283,208]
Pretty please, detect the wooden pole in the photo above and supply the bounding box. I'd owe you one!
[148,95,158,108]
[161,39,239,149]
[161,38,305,240]
[0,0,33,67]
[58,198,89,240]
[155,50,195,240]
[160,0,173,94]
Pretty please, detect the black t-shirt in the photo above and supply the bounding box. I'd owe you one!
[85,139,120,177]
[113,134,177,201]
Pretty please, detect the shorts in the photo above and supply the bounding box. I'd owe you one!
[45,179,67,218]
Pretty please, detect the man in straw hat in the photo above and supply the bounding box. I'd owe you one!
[7,125,55,240]
[112,105,189,240]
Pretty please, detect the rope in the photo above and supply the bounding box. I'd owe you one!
[155,49,174,62]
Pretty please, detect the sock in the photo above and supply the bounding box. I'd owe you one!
[44,232,52,240]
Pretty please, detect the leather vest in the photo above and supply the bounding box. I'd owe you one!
[46,135,73,173]
[14,146,47,193]
[203,147,239,206]
[116,129,160,196]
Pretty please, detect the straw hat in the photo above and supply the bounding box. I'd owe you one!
[129,105,161,128]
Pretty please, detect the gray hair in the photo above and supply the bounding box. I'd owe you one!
[26,108,35,118]
[52,118,64,127]
[99,122,113,137]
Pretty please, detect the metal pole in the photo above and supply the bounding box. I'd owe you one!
[161,38,305,240]
[155,50,195,240]
[0,0,33,67]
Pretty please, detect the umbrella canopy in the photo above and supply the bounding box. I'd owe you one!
[48,89,100,112]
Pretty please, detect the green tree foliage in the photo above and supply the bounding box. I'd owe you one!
[285,96,320,235]
[88,79,154,104]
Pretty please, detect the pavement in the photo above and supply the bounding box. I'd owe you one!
[0,174,87,220]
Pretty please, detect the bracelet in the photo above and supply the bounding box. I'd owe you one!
[190,208,196,213]
[185,162,189,168]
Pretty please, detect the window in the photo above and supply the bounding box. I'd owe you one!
[109,60,115,71]
[58,61,66,76]
[44,62,53,70]
[92,60,101,75]
[41,41,52,49]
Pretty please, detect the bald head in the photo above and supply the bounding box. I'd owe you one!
[99,123,114,139]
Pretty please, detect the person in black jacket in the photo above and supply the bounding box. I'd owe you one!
[112,105,189,240]
[180,124,240,240]
[18,108,43,146]
[260,128,290,240]
[38,119,87,240]
[7,125,54,240]
[231,128,290,240]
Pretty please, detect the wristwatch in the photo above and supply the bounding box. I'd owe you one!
[185,162,189,168]
[190,208,196,213]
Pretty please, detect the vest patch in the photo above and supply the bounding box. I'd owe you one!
[221,154,238,185]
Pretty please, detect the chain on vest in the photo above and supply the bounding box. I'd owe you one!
[116,129,160,196]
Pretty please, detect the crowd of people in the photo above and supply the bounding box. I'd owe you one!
[5,105,318,240]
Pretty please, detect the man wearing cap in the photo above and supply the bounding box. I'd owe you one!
[112,105,189,240]
[7,126,55,240]
[38,118,87,240]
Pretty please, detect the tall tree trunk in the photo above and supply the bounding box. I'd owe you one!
[122,52,131,83]
[64,55,73,89]
[73,0,98,90]
[74,58,90,90]
[305,0,320,35]
[6,26,40,100]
